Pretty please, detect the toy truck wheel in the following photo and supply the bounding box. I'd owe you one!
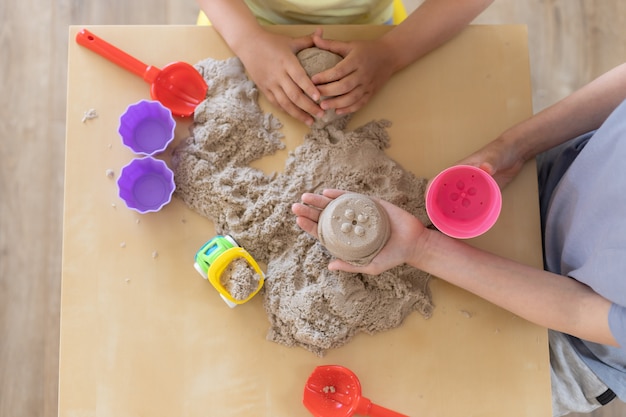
[224,235,239,247]
[194,262,208,279]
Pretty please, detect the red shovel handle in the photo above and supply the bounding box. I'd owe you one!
[358,397,410,417]
[368,402,410,417]
[76,28,155,81]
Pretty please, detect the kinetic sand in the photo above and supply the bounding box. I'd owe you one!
[172,54,434,356]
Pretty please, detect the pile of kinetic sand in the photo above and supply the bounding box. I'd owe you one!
[172,56,434,356]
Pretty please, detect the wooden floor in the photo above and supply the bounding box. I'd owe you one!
[0,1,624,416]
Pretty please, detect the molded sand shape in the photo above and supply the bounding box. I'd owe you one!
[317,193,390,266]
[296,47,344,128]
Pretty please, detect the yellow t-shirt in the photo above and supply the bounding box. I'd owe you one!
[244,0,394,25]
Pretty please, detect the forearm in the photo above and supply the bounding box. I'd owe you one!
[382,0,494,72]
[500,62,626,163]
[410,229,617,346]
[196,0,265,54]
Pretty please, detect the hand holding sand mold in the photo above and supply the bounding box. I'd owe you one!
[293,189,426,276]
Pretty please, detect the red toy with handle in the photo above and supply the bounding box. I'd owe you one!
[303,365,410,417]
[75,28,207,117]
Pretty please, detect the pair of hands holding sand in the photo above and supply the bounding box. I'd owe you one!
[211,25,397,126]
[198,0,399,125]
[246,28,398,126]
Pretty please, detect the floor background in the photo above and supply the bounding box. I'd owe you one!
[0,0,624,416]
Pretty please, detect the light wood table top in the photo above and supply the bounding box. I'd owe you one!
[61,25,550,417]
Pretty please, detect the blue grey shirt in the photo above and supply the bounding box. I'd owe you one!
[544,99,626,399]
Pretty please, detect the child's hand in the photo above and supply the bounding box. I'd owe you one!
[292,189,427,275]
[311,35,396,116]
[236,29,325,126]
[455,135,527,189]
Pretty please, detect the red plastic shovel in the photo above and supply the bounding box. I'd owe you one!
[76,28,208,117]
[303,365,409,417]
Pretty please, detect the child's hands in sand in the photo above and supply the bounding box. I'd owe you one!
[310,35,396,116]
[292,189,427,275]
[237,29,325,126]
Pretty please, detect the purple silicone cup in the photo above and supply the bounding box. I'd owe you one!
[118,100,176,156]
[117,157,176,213]
[425,165,502,239]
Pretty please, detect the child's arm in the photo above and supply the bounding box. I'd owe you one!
[382,0,496,72]
[409,226,616,347]
[197,0,275,60]
[458,62,626,188]
[196,0,324,125]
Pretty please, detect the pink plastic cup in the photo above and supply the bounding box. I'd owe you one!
[117,157,175,213]
[425,165,502,239]
[118,100,175,156]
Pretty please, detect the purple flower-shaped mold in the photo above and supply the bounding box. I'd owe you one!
[118,100,175,156]
[117,157,175,213]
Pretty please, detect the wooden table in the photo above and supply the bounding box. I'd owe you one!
[61,25,550,417]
